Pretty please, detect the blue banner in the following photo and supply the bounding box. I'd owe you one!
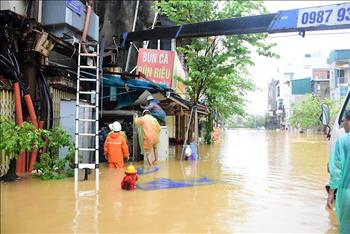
[268,2,350,33]
[66,0,82,16]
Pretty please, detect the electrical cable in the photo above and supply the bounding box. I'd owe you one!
[0,54,12,66]
[40,71,53,129]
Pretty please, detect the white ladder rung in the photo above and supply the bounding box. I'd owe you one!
[78,163,96,169]
[80,65,97,69]
[80,41,98,45]
[77,104,96,108]
[79,91,96,95]
[78,118,96,122]
[80,53,98,57]
[80,78,97,82]
[79,148,97,151]
[78,133,96,136]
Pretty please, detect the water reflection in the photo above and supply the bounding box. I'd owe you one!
[1,129,337,233]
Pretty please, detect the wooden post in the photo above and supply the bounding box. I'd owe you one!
[133,114,137,161]
[195,106,198,145]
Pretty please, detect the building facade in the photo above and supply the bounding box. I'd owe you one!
[267,51,332,130]
[266,79,279,129]
[328,50,350,101]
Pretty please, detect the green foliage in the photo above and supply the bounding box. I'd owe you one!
[0,118,75,180]
[0,116,46,161]
[0,117,47,178]
[155,0,278,124]
[204,113,214,144]
[289,94,341,130]
[33,153,67,180]
[33,126,75,180]
[228,114,266,128]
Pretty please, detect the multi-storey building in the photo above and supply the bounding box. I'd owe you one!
[327,50,350,101]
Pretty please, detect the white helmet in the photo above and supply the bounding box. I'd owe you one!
[142,109,151,116]
[147,95,155,101]
[109,121,121,132]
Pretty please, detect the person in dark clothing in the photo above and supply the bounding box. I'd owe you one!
[142,95,166,125]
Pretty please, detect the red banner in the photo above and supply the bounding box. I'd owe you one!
[136,48,175,87]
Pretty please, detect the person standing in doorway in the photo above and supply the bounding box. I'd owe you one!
[104,121,129,168]
[327,110,350,233]
[142,95,166,125]
[134,110,161,166]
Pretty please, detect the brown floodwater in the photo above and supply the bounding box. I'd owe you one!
[1,129,338,233]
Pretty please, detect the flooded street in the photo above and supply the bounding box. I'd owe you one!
[1,129,338,233]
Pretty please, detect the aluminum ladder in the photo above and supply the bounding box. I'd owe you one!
[74,42,100,193]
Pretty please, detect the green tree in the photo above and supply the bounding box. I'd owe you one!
[289,94,341,130]
[155,0,278,141]
[227,114,266,128]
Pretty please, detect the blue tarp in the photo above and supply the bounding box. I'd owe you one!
[137,177,214,191]
[103,74,168,90]
[102,75,168,108]
[137,166,160,175]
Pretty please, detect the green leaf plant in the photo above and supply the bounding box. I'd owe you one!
[0,116,75,180]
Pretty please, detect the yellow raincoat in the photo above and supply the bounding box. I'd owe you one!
[135,115,160,152]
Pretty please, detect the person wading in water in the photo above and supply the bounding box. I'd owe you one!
[134,110,161,166]
[327,110,350,233]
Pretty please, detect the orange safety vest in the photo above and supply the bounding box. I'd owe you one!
[104,132,129,168]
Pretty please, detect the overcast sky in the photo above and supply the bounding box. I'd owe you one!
[246,1,350,115]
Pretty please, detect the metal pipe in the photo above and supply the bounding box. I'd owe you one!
[125,0,140,72]
[182,107,194,160]
[81,0,94,53]
[14,82,26,175]
[28,120,45,172]
[23,95,38,128]
[24,94,39,172]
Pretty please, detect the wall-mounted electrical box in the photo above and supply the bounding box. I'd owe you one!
[42,0,99,41]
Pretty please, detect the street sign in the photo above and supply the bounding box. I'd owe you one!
[268,2,350,33]
[66,0,82,16]
[136,48,175,88]
[297,3,350,28]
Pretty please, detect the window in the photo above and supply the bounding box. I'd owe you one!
[336,69,345,78]
[277,86,280,97]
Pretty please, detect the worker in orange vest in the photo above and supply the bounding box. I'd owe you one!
[104,121,129,168]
